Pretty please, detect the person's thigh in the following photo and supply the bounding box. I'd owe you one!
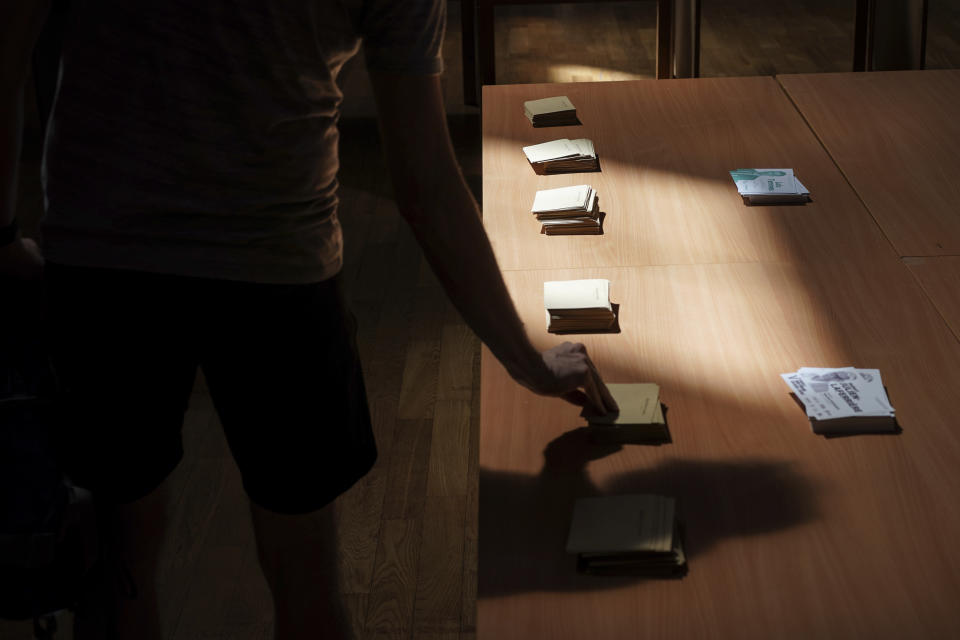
[45,263,198,502]
[200,274,376,515]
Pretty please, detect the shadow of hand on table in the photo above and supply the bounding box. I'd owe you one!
[479,427,821,596]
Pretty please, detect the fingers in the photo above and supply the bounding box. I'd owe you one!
[583,354,619,413]
[565,341,587,354]
[580,359,606,415]
[556,343,615,415]
[537,342,617,416]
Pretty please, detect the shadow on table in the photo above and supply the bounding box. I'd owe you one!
[478,427,821,596]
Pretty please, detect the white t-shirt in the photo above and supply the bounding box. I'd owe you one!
[42,0,445,283]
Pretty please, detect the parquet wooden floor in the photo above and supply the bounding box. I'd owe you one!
[3,1,958,639]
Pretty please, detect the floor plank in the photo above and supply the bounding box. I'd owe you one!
[426,399,472,499]
[413,496,468,635]
[381,420,434,521]
[437,325,478,402]
[365,519,423,635]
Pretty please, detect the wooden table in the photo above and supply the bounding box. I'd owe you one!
[483,77,892,272]
[779,70,960,258]
[479,74,960,639]
[779,69,960,350]
[905,255,960,340]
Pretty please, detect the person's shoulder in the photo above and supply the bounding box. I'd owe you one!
[360,0,445,75]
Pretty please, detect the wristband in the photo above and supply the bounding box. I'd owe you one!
[0,220,19,248]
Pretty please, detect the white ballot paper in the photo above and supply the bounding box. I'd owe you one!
[544,279,611,312]
[532,185,593,213]
[780,367,895,421]
[543,279,615,332]
[523,139,579,163]
[523,138,598,176]
[571,138,595,157]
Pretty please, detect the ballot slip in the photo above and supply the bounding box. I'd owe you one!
[524,96,578,127]
[566,494,687,577]
[780,366,897,434]
[532,185,601,235]
[581,383,669,443]
[729,168,810,204]
[522,138,599,174]
[544,278,616,333]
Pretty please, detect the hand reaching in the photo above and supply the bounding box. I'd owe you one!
[514,341,619,414]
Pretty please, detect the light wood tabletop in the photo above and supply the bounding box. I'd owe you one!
[481,77,890,272]
[479,75,960,639]
[778,70,960,258]
[904,255,960,343]
[479,261,960,638]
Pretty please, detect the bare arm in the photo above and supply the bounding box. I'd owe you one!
[368,71,601,405]
[0,0,50,279]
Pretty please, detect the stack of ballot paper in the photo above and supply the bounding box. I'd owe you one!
[524,96,578,127]
[566,494,687,576]
[582,383,668,443]
[532,184,601,235]
[522,138,599,174]
[729,168,810,204]
[544,279,616,333]
[780,367,897,434]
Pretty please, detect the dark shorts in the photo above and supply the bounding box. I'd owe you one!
[44,263,377,514]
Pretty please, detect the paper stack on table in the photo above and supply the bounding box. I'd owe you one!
[532,184,601,235]
[522,138,599,174]
[524,96,578,127]
[566,494,687,577]
[582,383,668,443]
[544,278,616,333]
[729,168,810,204]
[780,366,897,435]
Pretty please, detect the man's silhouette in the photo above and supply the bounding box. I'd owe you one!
[0,1,610,637]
